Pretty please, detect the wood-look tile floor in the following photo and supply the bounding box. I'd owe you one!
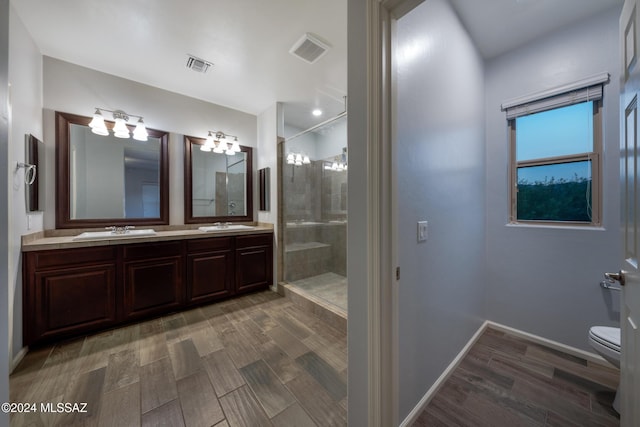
[9,291,348,427]
[289,273,347,312]
[414,328,620,427]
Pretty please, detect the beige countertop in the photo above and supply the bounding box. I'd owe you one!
[22,224,274,252]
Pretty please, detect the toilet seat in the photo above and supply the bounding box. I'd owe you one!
[589,326,621,352]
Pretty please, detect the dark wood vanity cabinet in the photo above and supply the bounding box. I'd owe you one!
[23,232,272,346]
[23,247,118,345]
[186,237,234,305]
[121,242,184,321]
[235,234,273,294]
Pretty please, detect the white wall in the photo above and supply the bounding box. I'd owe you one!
[284,124,317,161]
[485,7,622,350]
[1,0,11,419]
[396,0,487,421]
[8,6,43,363]
[42,57,257,228]
[257,103,279,288]
[284,118,347,162]
[315,117,347,161]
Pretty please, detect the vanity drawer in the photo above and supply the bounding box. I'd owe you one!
[236,234,272,249]
[31,246,116,269]
[123,241,182,260]
[187,236,233,253]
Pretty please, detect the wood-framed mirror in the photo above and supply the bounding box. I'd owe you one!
[184,135,253,224]
[55,111,170,229]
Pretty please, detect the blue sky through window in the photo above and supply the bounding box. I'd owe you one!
[517,101,593,160]
[516,101,593,183]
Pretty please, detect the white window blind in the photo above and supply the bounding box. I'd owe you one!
[501,72,609,120]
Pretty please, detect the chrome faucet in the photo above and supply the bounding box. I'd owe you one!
[105,225,135,234]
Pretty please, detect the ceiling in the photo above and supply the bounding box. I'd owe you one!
[11,0,347,130]
[449,0,623,59]
[11,0,622,131]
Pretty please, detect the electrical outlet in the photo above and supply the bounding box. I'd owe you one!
[417,221,428,242]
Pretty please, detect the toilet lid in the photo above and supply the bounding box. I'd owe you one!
[590,326,621,350]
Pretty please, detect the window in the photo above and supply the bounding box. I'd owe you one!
[505,80,604,226]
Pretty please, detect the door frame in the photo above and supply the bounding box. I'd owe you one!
[361,0,424,425]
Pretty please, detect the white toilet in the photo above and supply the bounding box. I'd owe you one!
[588,326,621,413]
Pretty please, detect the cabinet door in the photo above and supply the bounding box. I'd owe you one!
[122,256,183,320]
[31,264,116,344]
[187,249,234,304]
[235,235,273,294]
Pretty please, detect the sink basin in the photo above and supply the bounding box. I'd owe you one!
[198,225,255,232]
[72,229,157,241]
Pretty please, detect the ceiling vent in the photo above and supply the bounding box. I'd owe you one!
[289,33,331,64]
[186,55,212,73]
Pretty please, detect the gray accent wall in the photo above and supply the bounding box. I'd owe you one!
[485,6,622,351]
[396,0,487,421]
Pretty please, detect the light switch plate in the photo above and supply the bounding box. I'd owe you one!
[417,221,428,242]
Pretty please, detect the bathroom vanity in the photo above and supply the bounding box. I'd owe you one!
[22,228,273,346]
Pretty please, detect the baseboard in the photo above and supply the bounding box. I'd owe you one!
[485,321,609,367]
[399,320,610,426]
[10,346,28,374]
[399,320,490,427]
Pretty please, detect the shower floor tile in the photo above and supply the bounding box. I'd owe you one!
[289,273,347,312]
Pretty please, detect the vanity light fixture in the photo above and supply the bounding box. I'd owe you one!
[201,131,242,156]
[286,152,312,166]
[88,108,148,141]
[324,160,347,171]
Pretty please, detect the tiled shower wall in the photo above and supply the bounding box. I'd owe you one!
[284,160,347,281]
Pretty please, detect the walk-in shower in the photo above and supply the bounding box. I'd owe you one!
[280,113,347,314]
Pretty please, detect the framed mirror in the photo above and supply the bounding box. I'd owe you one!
[55,111,169,229]
[184,135,253,224]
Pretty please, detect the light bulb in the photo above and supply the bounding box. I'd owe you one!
[230,138,241,153]
[89,109,108,135]
[287,153,295,165]
[303,155,310,164]
[113,117,130,138]
[132,118,148,141]
[295,154,303,166]
[312,109,322,117]
[212,141,224,153]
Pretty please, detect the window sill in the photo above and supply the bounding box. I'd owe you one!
[505,222,606,231]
